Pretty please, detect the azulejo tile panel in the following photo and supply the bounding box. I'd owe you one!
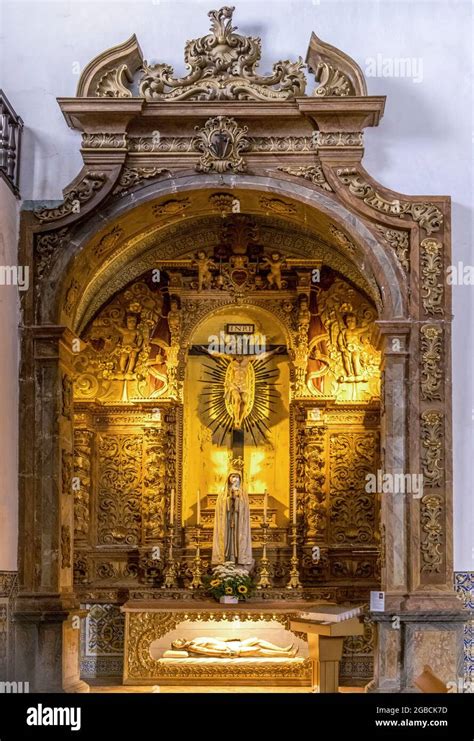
[0,572,17,681]
[80,603,125,679]
[454,571,474,685]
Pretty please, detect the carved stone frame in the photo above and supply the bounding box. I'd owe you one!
[15,8,463,691]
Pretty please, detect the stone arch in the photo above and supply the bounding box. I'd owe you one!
[43,174,406,333]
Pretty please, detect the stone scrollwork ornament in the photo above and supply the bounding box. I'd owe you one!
[81,133,127,150]
[336,169,443,236]
[306,31,368,97]
[194,116,249,174]
[420,495,443,574]
[35,228,70,280]
[34,172,107,223]
[114,167,170,194]
[420,325,443,401]
[278,165,333,192]
[314,64,353,96]
[420,411,444,487]
[421,238,444,316]
[315,132,363,147]
[138,6,306,102]
[375,225,410,273]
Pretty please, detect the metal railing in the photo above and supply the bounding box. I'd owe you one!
[0,90,23,196]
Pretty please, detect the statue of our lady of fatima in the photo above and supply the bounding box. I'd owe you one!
[211,472,253,567]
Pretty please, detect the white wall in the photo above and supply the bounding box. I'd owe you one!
[0,0,472,570]
[0,179,19,571]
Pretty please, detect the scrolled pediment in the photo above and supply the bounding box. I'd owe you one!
[138,6,306,102]
[76,34,144,98]
[75,6,308,102]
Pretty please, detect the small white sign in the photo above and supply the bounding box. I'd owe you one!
[370,590,385,612]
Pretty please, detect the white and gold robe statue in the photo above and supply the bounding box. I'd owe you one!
[212,472,253,567]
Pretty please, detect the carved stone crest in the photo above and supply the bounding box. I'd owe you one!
[194,116,249,173]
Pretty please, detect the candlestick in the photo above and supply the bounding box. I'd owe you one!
[263,489,268,524]
[190,524,203,589]
[286,522,302,590]
[162,526,179,589]
[256,522,272,589]
[197,489,201,525]
[292,487,297,525]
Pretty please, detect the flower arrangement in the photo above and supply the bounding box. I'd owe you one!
[205,562,254,602]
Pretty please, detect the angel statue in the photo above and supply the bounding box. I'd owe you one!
[114,312,144,374]
[337,312,371,381]
[212,471,253,567]
[193,250,217,291]
[262,251,286,290]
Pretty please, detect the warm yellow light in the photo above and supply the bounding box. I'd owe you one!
[248,450,265,491]
[212,450,230,488]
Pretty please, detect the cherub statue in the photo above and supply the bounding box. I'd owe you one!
[193,250,216,291]
[262,251,286,289]
[115,312,144,374]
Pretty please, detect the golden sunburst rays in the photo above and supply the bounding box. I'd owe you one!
[201,353,279,445]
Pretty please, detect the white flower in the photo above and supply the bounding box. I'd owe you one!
[212,563,250,580]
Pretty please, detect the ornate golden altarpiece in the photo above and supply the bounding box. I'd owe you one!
[15,6,465,692]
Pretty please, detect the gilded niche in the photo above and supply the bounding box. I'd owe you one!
[302,279,381,402]
[70,238,381,594]
[73,281,181,403]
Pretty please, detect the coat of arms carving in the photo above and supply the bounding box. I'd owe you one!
[194,116,249,173]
